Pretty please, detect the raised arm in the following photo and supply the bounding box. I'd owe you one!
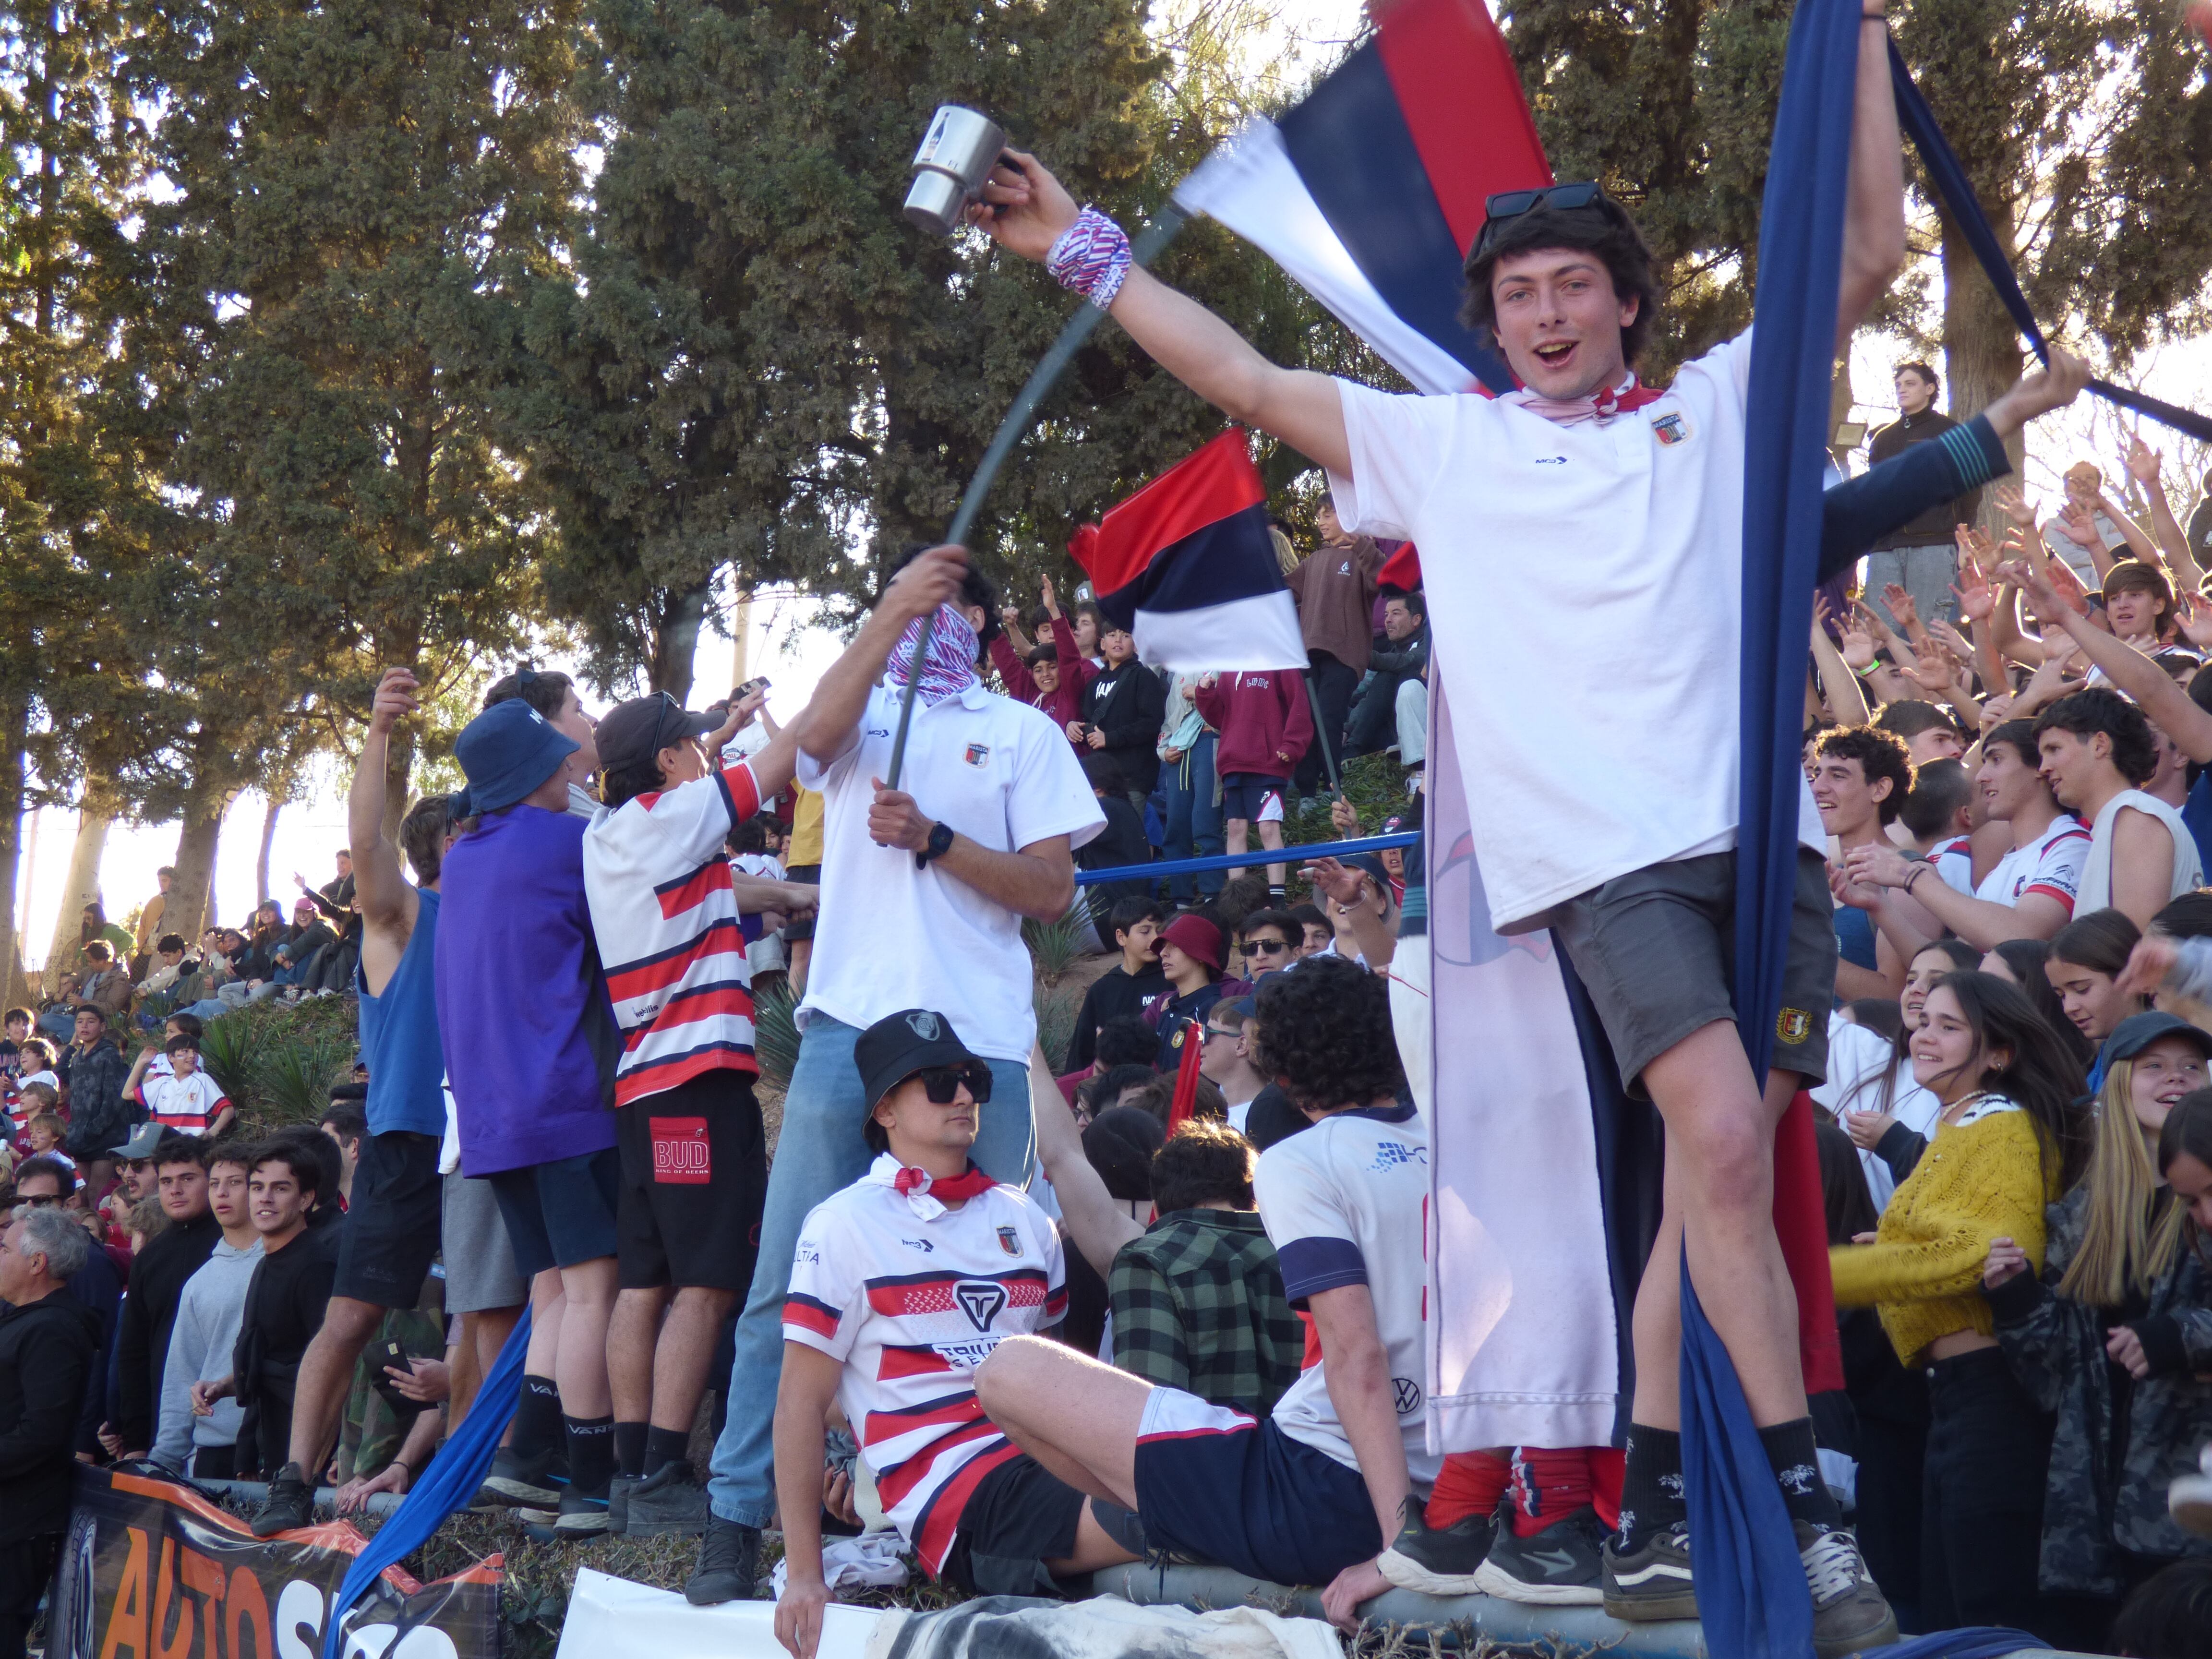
[1998,556,2212,764]
[2126,438,2202,591]
[796,546,964,766]
[1029,1043,1142,1279]
[974,152,1350,477]
[1836,4,1908,349]
[352,667,421,995]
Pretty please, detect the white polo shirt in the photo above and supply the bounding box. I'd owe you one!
[797,679,1104,1062]
[1328,331,1827,932]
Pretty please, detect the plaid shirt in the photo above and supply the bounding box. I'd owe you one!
[1109,1209,1302,1417]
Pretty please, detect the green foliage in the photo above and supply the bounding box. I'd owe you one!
[753,978,801,1093]
[1033,985,1082,1080]
[1022,906,1091,986]
[193,998,359,1134]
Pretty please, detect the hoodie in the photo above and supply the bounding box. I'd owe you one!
[152,1236,262,1473]
[1195,670,1314,781]
[0,1289,101,1541]
[988,616,1094,734]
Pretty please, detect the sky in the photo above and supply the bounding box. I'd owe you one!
[17,0,2209,965]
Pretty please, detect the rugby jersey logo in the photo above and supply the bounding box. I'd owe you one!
[954,1281,1008,1331]
[1652,412,1690,446]
[996,1226,1020,1257]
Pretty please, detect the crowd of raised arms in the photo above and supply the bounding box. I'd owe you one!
[4,19,2212,1659]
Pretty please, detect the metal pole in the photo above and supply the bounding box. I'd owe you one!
[885,209,1188,792]
[1301,669,1341,797]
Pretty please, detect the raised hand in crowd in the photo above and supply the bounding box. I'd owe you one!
[1836,606,1878,674]
[2057,498,2101,550]
[2177,593,2212,654]
[2125,433,2164,491]
[1993,480,2038,534]
[1880,583,1923,638]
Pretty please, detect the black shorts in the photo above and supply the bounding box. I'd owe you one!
[782,865,821,941]
[488,1148,621,1278]
[1550,846,1836,1093]
[1219,773,1289,825]
[332,1130,444,1306]
[615,1071,768,1292]
[937,1452,1087,1597]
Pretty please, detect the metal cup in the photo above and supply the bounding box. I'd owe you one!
[904,105,1007,236]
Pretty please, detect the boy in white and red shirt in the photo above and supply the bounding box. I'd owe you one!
[1194,669,1313,897]
[773,1010,1137,1656]
[583,687,810,1533]
[129,1035,234,1137]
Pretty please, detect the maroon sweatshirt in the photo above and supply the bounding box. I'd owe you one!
[989,615,1094,735]
[1194,669,1314,780]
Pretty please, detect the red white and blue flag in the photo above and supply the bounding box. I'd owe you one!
[1066,430,1304,673]
[1173,0,1549,395]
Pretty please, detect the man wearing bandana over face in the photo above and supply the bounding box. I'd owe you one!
[685,543,1107,1605]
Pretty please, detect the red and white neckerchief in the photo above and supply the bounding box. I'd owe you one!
[889,1160,997,1219]
[1499,373,1667,428]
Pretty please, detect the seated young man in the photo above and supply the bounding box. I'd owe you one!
[772,1010,1138,1659]
[974,956,1431,1628]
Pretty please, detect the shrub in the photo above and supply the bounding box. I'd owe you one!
[753,978,800,1092]
[193,997,359,1134]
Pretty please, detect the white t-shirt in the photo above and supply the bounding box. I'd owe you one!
[1974,816,2091,916]
[1930,835,1976,896]
[1810,1016,1941,1213]
[1256,1102,1438,1486]
[139,1070,230,1135]
[781,1155,1065,1574]
[1328,332,1826,930]
[2077,789,2204,917]
[797,681,1105,1062]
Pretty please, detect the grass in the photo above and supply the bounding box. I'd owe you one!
[193,995,360,1135]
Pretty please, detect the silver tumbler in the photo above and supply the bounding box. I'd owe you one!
[904,106,1008,236]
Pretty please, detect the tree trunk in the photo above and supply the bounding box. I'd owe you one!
[381,725,417,846]
[255,797,281,907]
[165,787,233,945]
[0,690,27,1009]
[1941,206,2024,491]
[650,582,712,701]
[43,777,118,978]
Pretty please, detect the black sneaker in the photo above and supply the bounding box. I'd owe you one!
[685,1515,763,1605]
[1473,1506,1606,1605]
[249,1463,313,1538]
[607,1472,639,1536]
[476,1446,565,1508]
[522,1488,610,1542]
[1376,1495,1494,1595]
[1799,1522,1899,1658]
[625,1463,710,1539]
[1602,1523,1696,1621]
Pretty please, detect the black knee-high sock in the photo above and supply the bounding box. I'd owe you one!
[1618,1425,1687,1552]
[513,1375,561,1461]
[1760,1418,1842,1530]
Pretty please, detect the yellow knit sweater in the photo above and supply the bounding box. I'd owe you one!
[1828,1104,2057,1366]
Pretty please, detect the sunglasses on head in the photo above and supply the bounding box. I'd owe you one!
[909,1063,992,1105]
[1470,180,1605,263]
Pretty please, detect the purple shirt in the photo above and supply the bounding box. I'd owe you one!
[435,805,618,1176]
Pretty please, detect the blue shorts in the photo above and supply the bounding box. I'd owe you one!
[1220,773,1288,826]
[487,1147,621,1276]
[1131,1388,1380,1587]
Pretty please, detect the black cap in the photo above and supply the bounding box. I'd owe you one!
[2100,1010,2212,1070]
[854,1009,983,1119]
[594,693,721,779]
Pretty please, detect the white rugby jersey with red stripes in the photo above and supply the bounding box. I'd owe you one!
[135,1069,231,1135]
[583,760,765,1107]
[781,1155,1067,1575]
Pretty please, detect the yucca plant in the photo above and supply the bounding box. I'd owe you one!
[254,1033,356,1124]
[1022,904,1091,986]
[195,1014,272,1103]
[1033,988,1080,1075]
[753,980,801,1092]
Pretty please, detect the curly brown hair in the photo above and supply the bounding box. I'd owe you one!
[1251,956,1398,1115]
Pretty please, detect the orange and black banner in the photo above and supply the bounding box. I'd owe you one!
[48,1466,500,1659]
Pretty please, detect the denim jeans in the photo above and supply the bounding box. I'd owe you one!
[1863,542,1957,632]
[1157,731,1224,902]
[705,1013,1036,1527]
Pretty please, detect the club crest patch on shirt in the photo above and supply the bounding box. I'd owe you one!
[963,743,991,768]
[1777,1007,1812,1045]
[997,1225,1021,1257]
[1651,412,1690,447]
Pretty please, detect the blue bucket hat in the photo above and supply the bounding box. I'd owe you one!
[453,698,579,817]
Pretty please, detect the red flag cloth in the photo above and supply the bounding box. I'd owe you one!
[1166,1018,1205,1132]
[1775,1089,1842,1395]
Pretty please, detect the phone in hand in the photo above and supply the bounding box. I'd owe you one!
[734,676,771,700]
[370,1339,425,1417]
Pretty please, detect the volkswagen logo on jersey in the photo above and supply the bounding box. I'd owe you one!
[954,1281,1008,1331]
[908,1011,941,1042]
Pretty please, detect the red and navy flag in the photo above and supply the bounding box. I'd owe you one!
[1173,0,1549,394]
[1066,431,1304,673]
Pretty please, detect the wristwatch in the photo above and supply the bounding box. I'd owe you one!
[915,821,955,871]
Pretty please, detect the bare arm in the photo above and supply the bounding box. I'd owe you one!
[2000,558,2212,764]
[796,547,966,766]
[1811,602,1872,728]
[1843,842,2071,949]
[1029,1043,1142,1278]
[2109,809,2179,932]
[1308,1283,1410,1628]
[974,152,1350,477]
[352,667,421,996]
[866,780,1078,921]
[1836,6,1908,349]
[2126,437,2202,591]
[772,1343,845,1659]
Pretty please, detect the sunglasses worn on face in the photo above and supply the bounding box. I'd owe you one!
[911,1064,992,1105]
[20,1193,60,1208]
[1245,938,1290,956]
[1471,180,1604,263]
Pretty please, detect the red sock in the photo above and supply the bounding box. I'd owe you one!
[1426,1450,1510,1529]
[1590,1447,1624,1532]
[1510,1446,1596,1537]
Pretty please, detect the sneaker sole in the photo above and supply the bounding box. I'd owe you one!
[479,1477,564,1507]
[248,1511,311,1539]
[1376,1547,1484,1597]
[1814,1607,1899,1659]
[1472,1558,1602,1606]
[683,1576,753,1607]
[1603,1587,1700,1623]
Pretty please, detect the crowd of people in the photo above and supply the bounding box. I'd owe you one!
[6,26,2212,1659]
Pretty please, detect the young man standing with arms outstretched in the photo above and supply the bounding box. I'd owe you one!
[967,10,1908,1644]
[253,667,469,1534]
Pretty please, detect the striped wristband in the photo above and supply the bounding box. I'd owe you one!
[1045,206,1133,311]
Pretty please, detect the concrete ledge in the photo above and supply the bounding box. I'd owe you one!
[189,1476,410,1520]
